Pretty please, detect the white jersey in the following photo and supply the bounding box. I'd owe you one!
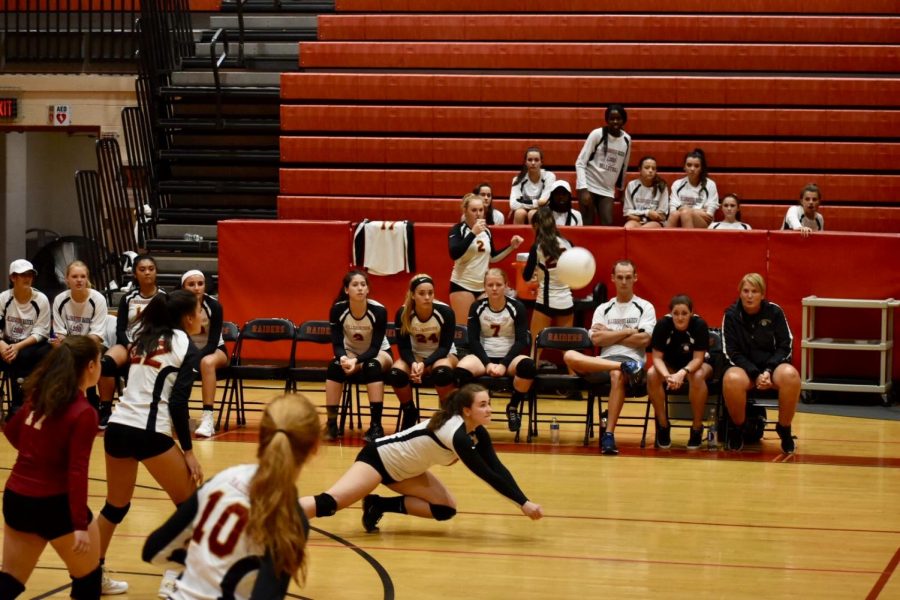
[473,299,518,358]
[554,209,583,226]
[52,289,108,340]
[0,288,51,343]
[782,205,824,231]
[449,222,493,291]
[575,127,632,196]
[624,179,669,220]
[145,463,303,599]
[401,301,457,361]
[669,176,719,216]
[111,330,196,440]
[709,220,752,230]
[376,415,464,481]
[331,299,390,358]
[592,296,657,362]
[117,288,165,345]
[524,238,574,310]
[509,169,556,211]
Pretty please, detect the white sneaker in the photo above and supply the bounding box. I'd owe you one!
[194,411,215,437]
[101,567,128,595]
[158,569,179,598]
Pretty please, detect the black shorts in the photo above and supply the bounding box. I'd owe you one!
[449,282,482,296]
[355,443,397,485]
[3,488,93,540]
[534,303,574,318]
[104,422,175,461]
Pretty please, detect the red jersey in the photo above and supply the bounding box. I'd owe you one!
[4,391,98,530]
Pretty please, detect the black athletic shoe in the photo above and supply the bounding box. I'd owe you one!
[620,360,645,388]
[362,494,384,533]
[98,403,112,430]
[324,422,340,441]
[400,402,420,431]
[505,403,521,432]
[654,422,671,449]
[727,422,744,451]
[364,423,384,443]
[686,427,704,450]
[775,423,796,454]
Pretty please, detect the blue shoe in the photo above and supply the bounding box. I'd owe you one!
[620,360,645,388]
[601,431,618,455]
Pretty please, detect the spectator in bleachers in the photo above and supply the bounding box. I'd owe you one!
[646,294,713,450]
[523,207,575,363]
[548,180,583,226]
[709,193,752,230]
[448,193,523,324]
[454,268,535,433]
[388,274,459,430]
[563,259,655,456]
[623,156,668,229]
[473,182,505,225]
[666,148,719,228]
[324,269,393,442]
[97,254,165,429]
[575,104,632,226]
[0,259,51,417]
[509,146,556,224]
[180,270,227,438]
[721,273,798,453]
[782,183,824,237]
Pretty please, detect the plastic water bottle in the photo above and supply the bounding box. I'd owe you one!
[707,421,717,451]
[550,417,560,445]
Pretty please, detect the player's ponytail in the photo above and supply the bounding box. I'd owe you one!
[427,383,486,431]
[24,335,100,418]
[133,290,198,356]
[248,394,320,584]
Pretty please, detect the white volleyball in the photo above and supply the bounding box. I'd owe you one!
[555,247,596,290]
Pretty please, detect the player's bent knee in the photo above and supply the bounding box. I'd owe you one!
[326,359,347,383]
[429,503,457,521]
[70,566,101,600]
[386,368,409,388]
[101,501,131,524]
[100,355,119,377]
[431,366,454,387]
[314,493,337,518]
[514,357,536,379]
[454,367,475,387]
[361,359,384,384]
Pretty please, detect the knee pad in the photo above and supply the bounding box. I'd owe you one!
[0,571,25,598]
[360,359,384,384]
[100,355,119,377]
[70,566,101,600]
[429,503,457,521]
[454,367,475,387]
[386,368,409,388]
[431,366,454,387]
[326,359,346,383]
[514,357,536,380]
[314,493,337,518]
[100,501,130,524]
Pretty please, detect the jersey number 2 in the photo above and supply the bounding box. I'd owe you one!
[192,491,249,558]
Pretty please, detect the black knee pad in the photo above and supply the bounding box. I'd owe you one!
[314,493,337,518]
[514,357,536,379]
[100,501,130,524]
[70,565,101,600]
[0,571,25,599]
[429,503,457,521]
[326,359,347,383]
[454,367,475,387]
[386,368,409,388]
[360,359,384,384]
[100,355,119,377]
[431,366,454,387]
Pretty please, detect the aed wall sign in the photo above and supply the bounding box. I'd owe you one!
[49,104,71,126]
[0,98,18,120]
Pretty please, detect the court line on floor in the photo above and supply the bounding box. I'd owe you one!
[867,545,900,599]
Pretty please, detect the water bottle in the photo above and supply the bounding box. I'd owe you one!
[707,421,717,451]
[550,417,560,445]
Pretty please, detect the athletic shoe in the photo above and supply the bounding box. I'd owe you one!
[620,360,645,388]
[687,427,704,450]
[157,569,178,598]
[727,422,744,451]
[400,402,420,431]
[363,423,384,443]
[101,567,128,595]
[775,423,796,454]
[654,422,671,449]
[361,494,384,533]
[98,403,112,430]
[324,422,340,441]
[505,403,521,432]
[194,411,215,437]
[601,431,618,455]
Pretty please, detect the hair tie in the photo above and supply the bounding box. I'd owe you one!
[409,275,433,292]
[274,428,290,436]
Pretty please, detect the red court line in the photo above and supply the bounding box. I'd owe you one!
[867,545,900,599]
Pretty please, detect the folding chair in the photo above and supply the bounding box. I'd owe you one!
[531,327,597,444]
[217,318,295,431]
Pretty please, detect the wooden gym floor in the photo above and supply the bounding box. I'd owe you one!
[2,386,899,599]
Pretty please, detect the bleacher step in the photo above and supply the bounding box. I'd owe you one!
[210,15,317,29]
[153,255,219,274]
[171,70,281,87]
[157,223,219,240]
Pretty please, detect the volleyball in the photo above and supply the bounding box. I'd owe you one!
[556,247,596,290]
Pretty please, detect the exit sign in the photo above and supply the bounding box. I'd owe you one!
[0,98,17,120]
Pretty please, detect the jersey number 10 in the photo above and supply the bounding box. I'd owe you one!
[192,491,249,557]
